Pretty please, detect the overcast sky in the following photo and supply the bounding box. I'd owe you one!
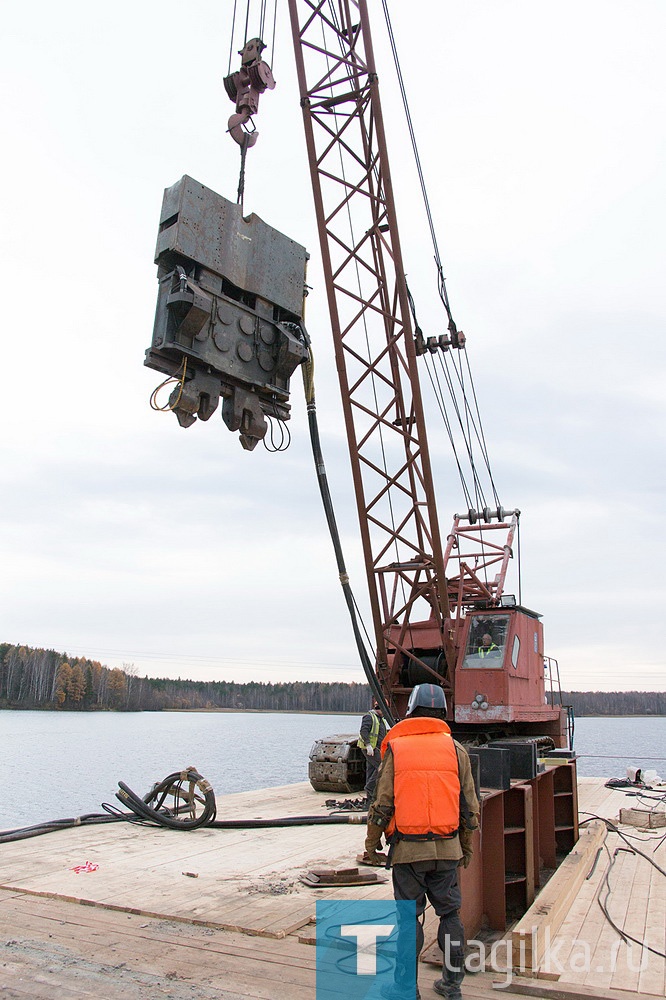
[1,1,664,693]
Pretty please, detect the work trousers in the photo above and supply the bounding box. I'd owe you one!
[392,859,465,982]
[364,750,381,801]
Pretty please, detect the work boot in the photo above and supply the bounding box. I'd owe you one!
[433,967,464,999]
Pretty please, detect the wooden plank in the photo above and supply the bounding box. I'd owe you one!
[493,973,654,1000]
[637,847,666,997]
[3,921,316,991]
[1,890,318,966]
[0,809,370,939]
[608,846,651,992]
[0,905,317,999]
[511,820,607,971]
[0,969,96,1000]
[543,838,610,977]
[574,778,606,814]
[556,841,626,988]
[609,840,663,995]
[579,844,639,990]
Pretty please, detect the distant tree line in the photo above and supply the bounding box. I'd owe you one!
[0,643,371,712]
[1,644,664,714]
[560,690,666,716]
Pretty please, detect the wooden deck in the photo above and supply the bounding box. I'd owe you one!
[0,777,663,998]
[536,778,666,997]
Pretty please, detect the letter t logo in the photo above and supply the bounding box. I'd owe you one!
[340,924,395,975]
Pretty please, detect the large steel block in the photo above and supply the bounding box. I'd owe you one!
[146,176,309,449]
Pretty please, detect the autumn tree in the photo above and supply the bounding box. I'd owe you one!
[107,668,127,708]
[55,662,72,707]
[68,664,86,705]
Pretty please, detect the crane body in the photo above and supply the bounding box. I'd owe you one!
[145,0,570,753]
[143,0,578,938]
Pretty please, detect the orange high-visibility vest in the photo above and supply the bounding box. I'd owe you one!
[382,717,460,840]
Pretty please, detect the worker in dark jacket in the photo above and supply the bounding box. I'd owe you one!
[366,683,479,1000]
[357,700,388,803]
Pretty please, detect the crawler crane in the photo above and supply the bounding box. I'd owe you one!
[147,0,571,753]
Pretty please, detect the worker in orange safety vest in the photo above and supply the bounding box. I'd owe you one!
[365,683,479,1000]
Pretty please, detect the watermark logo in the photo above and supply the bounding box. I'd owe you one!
[465,929,650,989]
[316,900,416,999]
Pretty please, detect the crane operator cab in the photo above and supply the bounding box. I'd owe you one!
[454,606,565,741]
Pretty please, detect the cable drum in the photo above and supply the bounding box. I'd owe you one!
[403,650,447,688]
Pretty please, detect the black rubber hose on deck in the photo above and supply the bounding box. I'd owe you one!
[0,810,366,844]
[210,815,367,829]
[0,813,125,843]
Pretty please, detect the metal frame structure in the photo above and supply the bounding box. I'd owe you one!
[443,512,519,610]
[288,0,450,686]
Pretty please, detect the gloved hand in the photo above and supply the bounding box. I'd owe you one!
[459,826,475,868]
[365,821,384,855]
[366,746,375,757]
[361,849,388,867]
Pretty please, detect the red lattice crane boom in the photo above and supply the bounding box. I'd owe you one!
[288,0,566,740]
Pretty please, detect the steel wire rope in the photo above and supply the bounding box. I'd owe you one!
[319,4,415,654]
[259,0,266,43]
[421,352,473,510]
[516,518,522,605]
[269,0,278,69]
[406,287,473,510]
[380,0,451,320]
[435,352,488,509]
[228,0,239,75]
[381,0,504,521]
[449,347,500,508]
[463,349,501,507]
[455,350,483,515]
[449,349,491,593]
[437,349,512,608]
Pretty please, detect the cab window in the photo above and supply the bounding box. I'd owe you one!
[462,615,509,669]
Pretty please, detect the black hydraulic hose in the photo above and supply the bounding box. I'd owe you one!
[0,769,369,844]
[116,769,217,830]
[210,815,367,828]
[0,813,126,844]
[0,808,367,844]
[302,341,395,725]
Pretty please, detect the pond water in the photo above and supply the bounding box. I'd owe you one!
[1,710,664,829]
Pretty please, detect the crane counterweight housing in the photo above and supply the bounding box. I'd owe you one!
[146,175,309,450]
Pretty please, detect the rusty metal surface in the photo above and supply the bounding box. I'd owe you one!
[299,867,387,887]
[146,176,309,448]
[156,176,307,316]
[308,734,366,793]
[223,37,275,147]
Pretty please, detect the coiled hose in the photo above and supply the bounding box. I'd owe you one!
[115,767,217,830]
[0,768,367,844]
